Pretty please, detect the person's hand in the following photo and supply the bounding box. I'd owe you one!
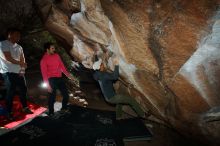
[47,85,52,93]
[20,62,27,69]
[107,50,113,58]
[68,74,75,81]
[113,56,119,65]
[41,82,52,92]
[19,68,25,76]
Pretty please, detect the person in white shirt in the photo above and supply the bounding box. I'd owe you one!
[0,28,33,120]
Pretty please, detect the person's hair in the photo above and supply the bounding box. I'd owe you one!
[43,42,54,52]
[6,27,21,36]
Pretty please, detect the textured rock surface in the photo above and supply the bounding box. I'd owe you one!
[0,0,41,39]
[1,0,220,145]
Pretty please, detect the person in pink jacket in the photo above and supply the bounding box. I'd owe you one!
[40,42,74,115]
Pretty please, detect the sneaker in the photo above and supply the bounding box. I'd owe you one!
[22,107,33,114]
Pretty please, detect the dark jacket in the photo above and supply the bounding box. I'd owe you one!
[93,65,119,101]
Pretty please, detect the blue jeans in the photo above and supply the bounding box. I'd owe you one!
[48,77,69,114]
[2,73,28,113]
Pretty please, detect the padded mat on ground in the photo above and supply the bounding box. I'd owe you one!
[0,96,47,128]
[0,105,152,146]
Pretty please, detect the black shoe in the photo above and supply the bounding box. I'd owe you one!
[6,113,15,121]
[22,107,33,114]
[45,110,54,116]
[60,108,70,114]
[48,113,54,116]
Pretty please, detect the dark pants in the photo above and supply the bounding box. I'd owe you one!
[48,77,69,114]
[2,73,28,113]
[107,94,145,119]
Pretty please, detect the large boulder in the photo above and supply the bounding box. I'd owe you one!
[1,0,220,145]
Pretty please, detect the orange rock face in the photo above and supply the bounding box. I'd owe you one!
[34,0,220,145]
[0,0,220,145]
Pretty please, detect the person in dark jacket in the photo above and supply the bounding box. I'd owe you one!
[93,57,146,120]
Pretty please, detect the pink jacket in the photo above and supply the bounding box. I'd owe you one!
[40,53,70,85]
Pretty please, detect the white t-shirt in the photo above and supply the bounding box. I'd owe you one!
[0,40,24,73]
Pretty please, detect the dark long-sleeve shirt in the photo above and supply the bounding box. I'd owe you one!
[93,65,119,101]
